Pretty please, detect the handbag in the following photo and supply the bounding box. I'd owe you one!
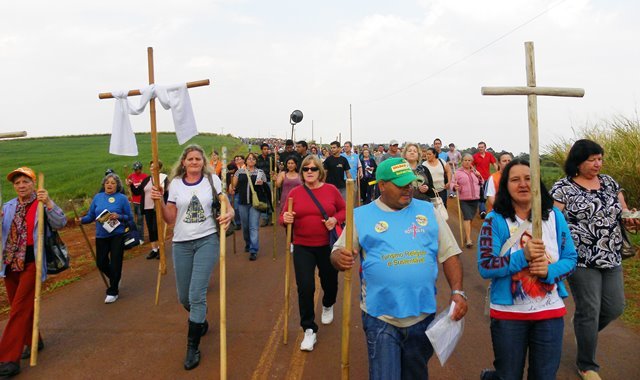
[246,172,269,212]
[430,196,449,221]
[620,221,637,260]
[207,174,234,237]
[123,221,142,250]
[44,213,70,274]
[484,220,531,316]
[302,185,344,246]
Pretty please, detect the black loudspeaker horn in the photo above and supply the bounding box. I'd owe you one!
[290,110,303,124]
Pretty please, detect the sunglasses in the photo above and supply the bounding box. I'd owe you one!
[302,167,319,172]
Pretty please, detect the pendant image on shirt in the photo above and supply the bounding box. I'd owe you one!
[108,196,115,203]
[415,214,428,226]
[184,194,206,223]
[511,230,554,300]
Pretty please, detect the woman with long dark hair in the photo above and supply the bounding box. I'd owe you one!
[275,156,302,214]
[478,158,577,380]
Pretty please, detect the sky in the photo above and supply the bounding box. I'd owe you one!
[1,0,638,155]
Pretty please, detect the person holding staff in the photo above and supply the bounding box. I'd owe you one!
[78,173,133,304]
[477,159,577,380]
[452,153,484,247]
[331,157,466,379]
[550,139,638,380]
[151,144,233,371]
[131,160,168,260]
[276,156,302,214]
[0,167,66,377]
[280,155,346,352]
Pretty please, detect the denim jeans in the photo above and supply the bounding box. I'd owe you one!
[362,311,434,380]
[133,203,145,241]
[569,265,625,372]
[172,233,219,323]
[233,194,242,226]
[238,204,260,254]
[489,317,564,380]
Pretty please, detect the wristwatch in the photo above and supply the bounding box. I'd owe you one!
[452,290,467,300]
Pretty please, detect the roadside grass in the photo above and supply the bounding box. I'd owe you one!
[0,132,244,212]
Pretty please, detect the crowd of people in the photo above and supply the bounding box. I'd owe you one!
[0,136,637,379]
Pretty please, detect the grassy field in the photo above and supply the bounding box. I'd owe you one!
[0,133,244,211]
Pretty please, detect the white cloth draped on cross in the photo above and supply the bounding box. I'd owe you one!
[110,83,198,156]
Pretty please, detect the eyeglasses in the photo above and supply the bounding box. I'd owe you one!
[302,167,319,172]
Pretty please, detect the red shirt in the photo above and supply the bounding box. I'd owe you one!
[279,183,346,247]
[128,172,149,203]
[473,152,496,180]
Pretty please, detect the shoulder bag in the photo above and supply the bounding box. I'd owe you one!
[207,174,234,237]
[44,212,70,274]
[246,172,269,212]
[302,185,343,247]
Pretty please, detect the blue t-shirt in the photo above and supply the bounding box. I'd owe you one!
[355,200,439,318]
[342,152,360,180]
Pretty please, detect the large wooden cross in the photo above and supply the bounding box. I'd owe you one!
[482,41,584,238]
[98,47,209,301]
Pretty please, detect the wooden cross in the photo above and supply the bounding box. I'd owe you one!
[98,47,209,301]
[481,41,584,238]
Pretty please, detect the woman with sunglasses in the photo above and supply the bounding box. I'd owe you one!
[279,155,346,352]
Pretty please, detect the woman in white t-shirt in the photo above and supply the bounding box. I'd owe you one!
[477,159,577,380]
[422,147,452,207]
[151,144,233,371]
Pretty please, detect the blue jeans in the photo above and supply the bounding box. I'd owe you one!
[172,233,220,323]
[362,311,434,380]
[233,194,242,226]
[133,203,145,240]
[238,204,260,254]
[489,317,564,380]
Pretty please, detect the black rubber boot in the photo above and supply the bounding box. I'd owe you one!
[184,320,203,370]
[201,320,209,337]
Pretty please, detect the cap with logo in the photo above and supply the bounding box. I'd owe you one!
[375,158,417,187]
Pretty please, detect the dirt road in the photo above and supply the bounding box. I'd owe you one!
[2,204,639,379]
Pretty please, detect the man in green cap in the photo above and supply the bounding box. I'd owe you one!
[331,157,467,379]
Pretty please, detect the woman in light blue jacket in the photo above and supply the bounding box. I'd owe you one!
[477,159,576,380]
[0,167,67,377]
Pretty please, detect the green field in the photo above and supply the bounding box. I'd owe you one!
[0,133,244,211]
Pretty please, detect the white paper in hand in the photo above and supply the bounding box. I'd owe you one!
[425,301,465,366]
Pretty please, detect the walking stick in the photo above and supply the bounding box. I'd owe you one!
[283,197,293,344]
[456,189,464,248]
[271,156,277,260]
[219,195,228,380]
[31,173,45,366]
[70,201,109,288]
[341,179,355,379]
[221,146,236,255]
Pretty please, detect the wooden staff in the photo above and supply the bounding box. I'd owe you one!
[219,195,228,380]
[271,156,277,260]
[70,201,109,288]
[456,190,464,248]
[31,174,45,366]
[283,197,293,344]
[0,131,27,139]
[341,179,355,379]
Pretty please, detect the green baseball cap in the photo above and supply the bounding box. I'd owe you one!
[376,158,417,186]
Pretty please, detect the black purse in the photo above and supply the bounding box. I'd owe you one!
[44,213,70,274]
[207,174,234,237]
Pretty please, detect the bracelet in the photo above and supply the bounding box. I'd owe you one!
[452,290,467,300]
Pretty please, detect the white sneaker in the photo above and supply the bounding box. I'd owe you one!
[300,329,317,351]
[104,295,118,304]
[321,306,334,325]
